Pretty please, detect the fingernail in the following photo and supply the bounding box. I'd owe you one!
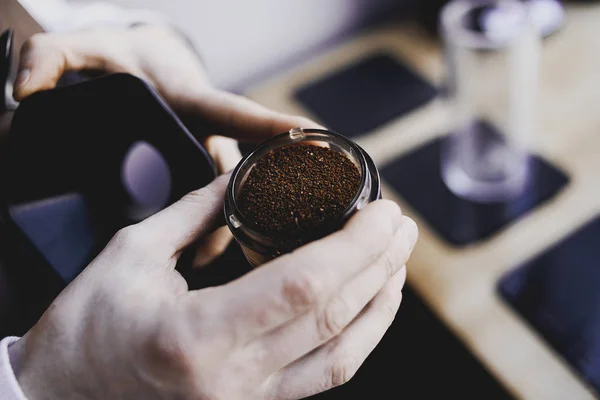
[402,216,418,251]
[14,68,30,88]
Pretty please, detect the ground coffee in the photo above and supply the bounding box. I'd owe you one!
[238,144,361,247]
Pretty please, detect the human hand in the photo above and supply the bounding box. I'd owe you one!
[13,24,320,266]
[11,174,417,400]
[12,23,317,147]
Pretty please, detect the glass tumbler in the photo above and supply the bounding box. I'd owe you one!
[439,0,542,203]
[225,128,381,268]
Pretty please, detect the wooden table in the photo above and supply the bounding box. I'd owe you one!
[245,3,600,399]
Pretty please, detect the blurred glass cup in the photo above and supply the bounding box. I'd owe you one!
[439,0,542,203]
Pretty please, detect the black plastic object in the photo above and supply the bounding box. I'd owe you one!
[0,29,13,114]
[498,216,600,394]
[294,52,437,138]
[0,73,216,327]
[381,135,569,246]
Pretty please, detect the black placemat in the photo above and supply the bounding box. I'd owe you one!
[294,52,437,138]
[381,136,569,246]
[498,216,600,395]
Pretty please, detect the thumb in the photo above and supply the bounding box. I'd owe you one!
[137,173,230,256]
[13,30,132,101]
[13,33,76,101]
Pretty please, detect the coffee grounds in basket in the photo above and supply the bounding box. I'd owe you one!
[238,144,361,246]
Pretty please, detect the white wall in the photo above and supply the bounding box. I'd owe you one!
[76,0,408,90]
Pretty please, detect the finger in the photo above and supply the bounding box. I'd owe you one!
[14,34,69,100]
[13,30,135,101]
[186,89,325,142]
[135,173,230,257]
[197,200,405,340]
[192,225,233,268]
[268,269,406,400]
[250,217,416,373]
[203,135,242,174]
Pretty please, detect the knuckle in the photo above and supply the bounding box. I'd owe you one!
[344,206,399,254]
[112,226,132,246]
[112,225,154,251]
[379,295,401,327]
[280,270,321,312]
[177,185,221,217]
[380,251,398,278]
[251,306,276,331]
[328,356,360,388]
[22,33,48,51]
[184,186,215,203]
[370,200,402,233]
[113,225,138,246]
[382,303,397,325]
[340,229,376,261]
[397,229,413,262]
[318,298,351,341]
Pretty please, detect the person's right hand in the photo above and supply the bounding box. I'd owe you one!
[11,174,418,400]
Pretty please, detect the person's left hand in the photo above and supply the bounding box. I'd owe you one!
[13,23,320,266]
[13,24,317,145]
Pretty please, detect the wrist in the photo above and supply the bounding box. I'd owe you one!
[10,334,42,400]
[10,332,66,400]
